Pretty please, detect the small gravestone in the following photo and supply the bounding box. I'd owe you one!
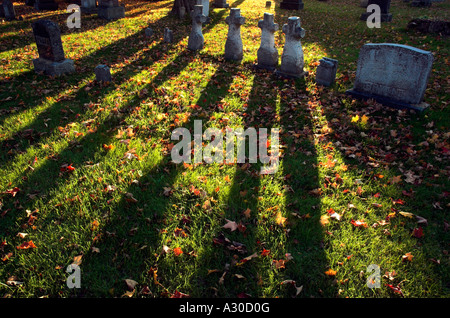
[188,5,207,51]
[280,0,304,10]
[214,0,229,8]
[95,64,112,83]
[34,0,59,11]
[98,0,125,21]
[316,57,338,87]
[32,20,75,76]
[360,0,392,22]
[276,17,306,79]
[256,13,279,71]
[346,43,433,112]
[224,8,245,61]
[164,27,173,43]
[360,0,369,7]
[81,0,97,13]
[145,27,153,37]
[410,0,432,7]
[408,19,450,36]
[266,1,272,8]
[2,0,16,21]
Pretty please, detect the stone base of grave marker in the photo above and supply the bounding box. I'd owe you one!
[164,28,173,43]
[410,0,432,7]
[280,0,304,10]
[98,1,125,20]
[346,43,433,112]
[214,0,229,8]
[33,58,75,76]
[316,57,338,87]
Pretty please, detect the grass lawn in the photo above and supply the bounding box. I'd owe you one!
[0,0,449,298]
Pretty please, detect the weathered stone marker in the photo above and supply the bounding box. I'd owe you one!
[95,64,112,83]
[280,0,304,10]
[316,57,338,87]
[34,0,59,11]
[188,5,207,51]
[164,27,173,43]
[2,0,16,21]
[256,13,279,70]
[145,27,153,37]
[32,20,75,76]
[360,0,392,22]
[98,0,125,21]
[277,17,306,79]
[346,43,434,112]
[214,0,229,8]
[81,0,97,13]
[224,8,245,61]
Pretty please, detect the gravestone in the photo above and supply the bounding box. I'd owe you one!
[360,0,369,7]
[214,0,229,8]
[280,0,304,10]
[34,0,59,11]
[98,0,125,21]
[266,1,272,8]
[360,0,392,22]
[32,20,75,76]
[188,5,207,51]
[81,0,97,13]
[164,27,173,43]
[95,65,112,82]
[145,27,153,37]
[196,0,209,21]
[276,16,306,79]
[408,18,450,36]
[316,57,338,87]
[2,0,16,21]
[256,13,279,70]
[346,43,433,112]
[224,8,245,61]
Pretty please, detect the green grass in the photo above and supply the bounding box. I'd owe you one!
[0,0,449,298]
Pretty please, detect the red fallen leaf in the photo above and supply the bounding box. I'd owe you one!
[171,290,189,298]
[60,164,75,172]
[392,199,405,205]
[261,249,270,257]
[173,247,183,256]
[16,240,37,250]
[237,292,251,298]
[386,284,404,297]
[412,227,424,238]
[351,219,368,228]
[3,187,20,197]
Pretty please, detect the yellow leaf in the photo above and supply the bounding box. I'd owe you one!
[320,214,330,226]
[325,269,337,276]
[351,115,360,123]
[275,212,287,226]
[361,115,369,125]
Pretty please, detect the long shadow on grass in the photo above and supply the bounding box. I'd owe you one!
[0,49,199,297]
[0,14,193,172]
[79,57,239,297]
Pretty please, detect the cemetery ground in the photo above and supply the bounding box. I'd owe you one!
[0,0,449,299]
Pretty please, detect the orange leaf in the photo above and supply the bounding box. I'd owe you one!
[16,241,37,250]
[325,269,337,276]
[173,247,183,256]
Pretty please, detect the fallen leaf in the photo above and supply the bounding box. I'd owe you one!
[325,269,337,276]
[223,219,238,232]
[402,252,414,262]
[173,247,183,256]
[275,212,287,226]
[16,241,37,250]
